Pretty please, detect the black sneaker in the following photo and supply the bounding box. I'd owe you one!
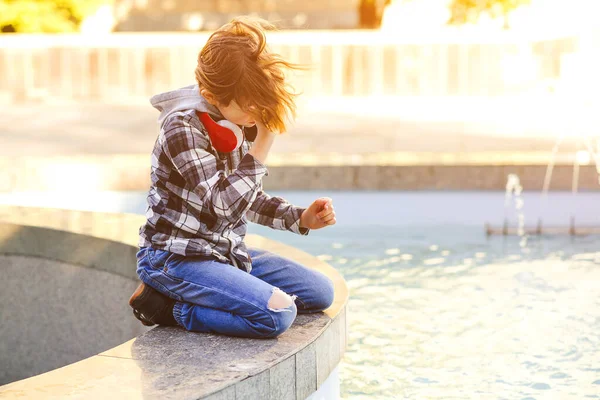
[129,282,177,326]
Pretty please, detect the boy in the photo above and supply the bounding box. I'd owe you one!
[129,16,337,339]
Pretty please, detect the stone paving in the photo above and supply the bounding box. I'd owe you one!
[0,96,587,159]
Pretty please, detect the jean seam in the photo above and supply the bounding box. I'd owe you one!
[145,249,185,279]
[173,302,184,327]
[146,248,163,270]
[294,296,307,310]
[160,268,184,283]
[138,269,184,302]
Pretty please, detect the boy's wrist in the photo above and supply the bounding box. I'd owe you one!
[255,123,276,139]
[299,210,307,229]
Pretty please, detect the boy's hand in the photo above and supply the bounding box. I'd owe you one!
[248,121,276,164]
[300,197,336,230]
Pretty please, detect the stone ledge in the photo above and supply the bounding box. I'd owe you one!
[0,206,348,399]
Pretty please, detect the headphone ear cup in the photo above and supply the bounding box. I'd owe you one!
[216,119,243,152]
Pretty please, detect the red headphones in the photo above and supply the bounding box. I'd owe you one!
[197,112,242,153]
[197,112,258,153]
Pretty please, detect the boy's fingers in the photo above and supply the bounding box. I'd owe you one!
[319,210,334,219]
[318,205,334,218]
[322,213,336,223]
[317,198,333,209]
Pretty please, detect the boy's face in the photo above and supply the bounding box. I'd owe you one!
[218,100,257,128]
[201,89,256,128]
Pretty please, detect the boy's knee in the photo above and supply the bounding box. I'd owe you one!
[309,276,335,312]
[266,288,297,338]
[320,279,335,310]
[267,287,295,310]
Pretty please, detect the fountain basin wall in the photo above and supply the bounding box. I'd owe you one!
[0,252,149,385]
[0,206,348,399]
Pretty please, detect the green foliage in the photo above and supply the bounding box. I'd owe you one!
[0,0,111,33]
[448,0,530,26]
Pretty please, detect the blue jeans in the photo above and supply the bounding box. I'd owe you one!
[136,246,335,339]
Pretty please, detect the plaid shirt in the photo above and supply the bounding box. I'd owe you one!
[139,109,309,273]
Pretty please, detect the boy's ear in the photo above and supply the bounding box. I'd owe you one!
[200,89,217,105]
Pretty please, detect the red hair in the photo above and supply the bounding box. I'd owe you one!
[195,16,301,133]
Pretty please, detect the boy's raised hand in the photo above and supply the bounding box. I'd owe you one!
[299,197,336,230]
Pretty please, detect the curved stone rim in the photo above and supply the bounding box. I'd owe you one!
[0,206,348,399]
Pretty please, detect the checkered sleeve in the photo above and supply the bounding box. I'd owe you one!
[245,183,310,235]
[161,114,267,224]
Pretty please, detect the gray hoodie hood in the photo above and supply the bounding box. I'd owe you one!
[150,84,222,129]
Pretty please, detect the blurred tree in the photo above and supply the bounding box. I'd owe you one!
[359,0,378,28]
[359,0,389,28]
[448,0,530,28]
[0,0,112,33]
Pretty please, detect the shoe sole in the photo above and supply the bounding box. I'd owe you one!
[129,283,155,326]
[129,282,146,307]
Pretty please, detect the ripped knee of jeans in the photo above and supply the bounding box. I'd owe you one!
[267,287,297,313]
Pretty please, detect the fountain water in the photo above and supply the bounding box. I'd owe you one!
[487,30,600,237]
[504,174,528,248]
